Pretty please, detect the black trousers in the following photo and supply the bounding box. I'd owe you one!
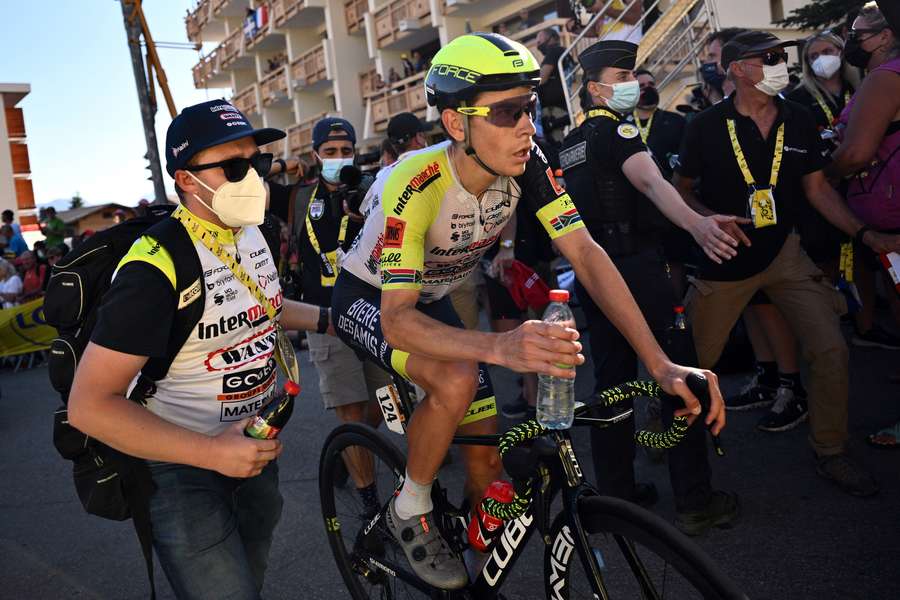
[575,246,712,511]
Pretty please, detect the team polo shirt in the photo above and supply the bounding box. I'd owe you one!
[341,141,584,303]
[91,210,283,435]
[676,94,828,281]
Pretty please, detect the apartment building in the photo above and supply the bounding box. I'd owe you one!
[0,83,37,235]
[185,0,807,158]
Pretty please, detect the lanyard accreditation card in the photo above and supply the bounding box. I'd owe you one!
[305,185,349,287]
[726,119,784,229]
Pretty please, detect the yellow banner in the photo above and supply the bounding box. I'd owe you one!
[0,298,56,357]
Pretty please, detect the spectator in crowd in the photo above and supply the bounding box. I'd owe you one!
[516,9,536,31]
[588,0,643,43]
[17,251,46,302]
[401,53,415,78]
[0,230,12,260]
[674,30,900,497]
[411,50,426,73]
[135,198,151,217]
[827,2,900,353]
[386,112,427,156]
[0,258,22,309]
[374,72,386,91]
[43,245,65,290]
[536,28,569,147]
[693,28,748,110]
[39,207,66,249]
[380,138,399,167]
[2,209,21,236]
[0,224,26,257]
[387,67,400,85]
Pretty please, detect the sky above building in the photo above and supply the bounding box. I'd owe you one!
[0,1,228,208]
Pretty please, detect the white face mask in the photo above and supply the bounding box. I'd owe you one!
[187,167,267,228]
[318,155,354,184]
[811,54,842,79]
[598,80,641,112]
[754,62,790,96]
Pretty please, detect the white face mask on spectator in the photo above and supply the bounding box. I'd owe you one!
[811,54,842,79]
[754,62,790,96]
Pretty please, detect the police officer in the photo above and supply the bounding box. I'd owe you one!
[560,40,742,535]
[268,117,391,512]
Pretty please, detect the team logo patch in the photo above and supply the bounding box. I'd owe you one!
[545,167,564,195]
[559,141,586,171]
[178,278,203,309]
[393,162,441,216]
[617,123,639,139]
[384,217,406,248]
[310,199,325,220]
[549,209,582,232]
[382,268,422,285]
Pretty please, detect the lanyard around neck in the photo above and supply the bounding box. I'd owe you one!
[726,119,785,189]
[304,185,349,287]
[173,205,278,322]
[633,109,656,144]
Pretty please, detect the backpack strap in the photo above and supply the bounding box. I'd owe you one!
[141,216,204,382]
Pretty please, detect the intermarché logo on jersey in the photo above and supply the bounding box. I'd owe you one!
[393,162,441,216]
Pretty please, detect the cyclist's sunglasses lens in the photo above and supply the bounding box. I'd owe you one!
[222,153,273,182]
[486,95,537,128]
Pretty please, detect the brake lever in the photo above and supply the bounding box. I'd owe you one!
[686,373,724,457]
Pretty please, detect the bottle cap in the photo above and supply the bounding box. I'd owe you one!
[674,305,685,314]
[284,380,301,396]
[548,289,569,303]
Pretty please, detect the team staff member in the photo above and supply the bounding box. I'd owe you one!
[674,31,900,498]
[68,101,326,598]
[269,117,392,507]
[560,40,742,534]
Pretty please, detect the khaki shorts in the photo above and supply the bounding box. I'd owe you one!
[306,331,392,409]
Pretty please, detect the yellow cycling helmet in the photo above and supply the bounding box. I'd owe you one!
[425,33,540,109]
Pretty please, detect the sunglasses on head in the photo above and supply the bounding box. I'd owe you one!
[185,152,273,182]
[742,50,789,67]
[456,94,537,128]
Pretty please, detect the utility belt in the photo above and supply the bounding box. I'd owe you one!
[584,220,654,257]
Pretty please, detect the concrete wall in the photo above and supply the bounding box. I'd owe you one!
[0,96,15,221]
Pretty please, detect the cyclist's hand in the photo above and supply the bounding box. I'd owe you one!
[656,363,726,435]
[498,320,584,378]
[206,419,282,478]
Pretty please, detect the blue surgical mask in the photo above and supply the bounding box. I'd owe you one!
[599,80,641,112]
[701,62,726,89]
[318,155,354,184]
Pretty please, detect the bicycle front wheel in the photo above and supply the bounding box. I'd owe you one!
[544,496,747,600]
[319,423,425,599]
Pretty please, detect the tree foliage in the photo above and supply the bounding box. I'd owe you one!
[776,0,866,31]
[70,193,84,210]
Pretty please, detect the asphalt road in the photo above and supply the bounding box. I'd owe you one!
[1,324,898,599]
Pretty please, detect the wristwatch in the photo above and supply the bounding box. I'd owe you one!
[317,306,329,334]
[500,239,514,250]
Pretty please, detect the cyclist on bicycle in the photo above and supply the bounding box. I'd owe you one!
[332,32,729,590]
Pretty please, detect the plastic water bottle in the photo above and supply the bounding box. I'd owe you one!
[537,289,576,429]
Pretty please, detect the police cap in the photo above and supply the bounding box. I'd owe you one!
[579,40,638,73]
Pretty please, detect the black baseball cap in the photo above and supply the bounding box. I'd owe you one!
[312,117,356,151]
[720,30,799,71]
[165,100,285,177]
[387,112,426,145]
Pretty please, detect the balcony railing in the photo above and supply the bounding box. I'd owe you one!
[288,113,328,156]
[15,179,35,213]
[374,0,431,49]
[344,0,368,35]
[10,143,30,175]
[371,71,427,132]
[272,0,311,28]
[261,65,290,106]
[359,66,380,99]
[246,3,274,50]
[5,107,26,139]
[185,0,211,43]
[220,27,245,68]
[290,44,328,89]
[232,84,259,116]
[212,0,231,15]
[192,49,220,88]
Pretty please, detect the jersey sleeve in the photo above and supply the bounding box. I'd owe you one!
[378,157,442,290]
[516,143,585,239]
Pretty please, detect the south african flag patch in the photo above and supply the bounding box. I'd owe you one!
[382,268,422,285]
[549,209,582,232]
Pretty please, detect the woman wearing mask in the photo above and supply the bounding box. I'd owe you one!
[826,2,900,447]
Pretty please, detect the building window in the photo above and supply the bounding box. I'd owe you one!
[770,0,784,22]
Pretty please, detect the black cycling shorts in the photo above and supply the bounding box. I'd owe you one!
[331,270,497,425]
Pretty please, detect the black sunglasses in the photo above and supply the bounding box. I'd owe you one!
[847,27,885,42]
[186,152,273,182]
[743,50,789,67]
[456,94,537,128]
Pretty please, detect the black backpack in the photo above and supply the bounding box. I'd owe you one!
[45,204,204,600]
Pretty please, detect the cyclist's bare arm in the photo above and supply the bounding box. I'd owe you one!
[280,298,328,332]
[553,227,726,433]
[380,288,583,379]
[68,342,281,478]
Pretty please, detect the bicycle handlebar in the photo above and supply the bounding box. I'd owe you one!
[481,376,711,521]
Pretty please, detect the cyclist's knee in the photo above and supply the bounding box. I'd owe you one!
[420,360,479,416]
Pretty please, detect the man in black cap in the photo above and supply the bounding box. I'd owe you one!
[560,39,744,534]
[387,112,427,155]
[67,99,328,596]
[268,116,392,510]
[674,30,900,497]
